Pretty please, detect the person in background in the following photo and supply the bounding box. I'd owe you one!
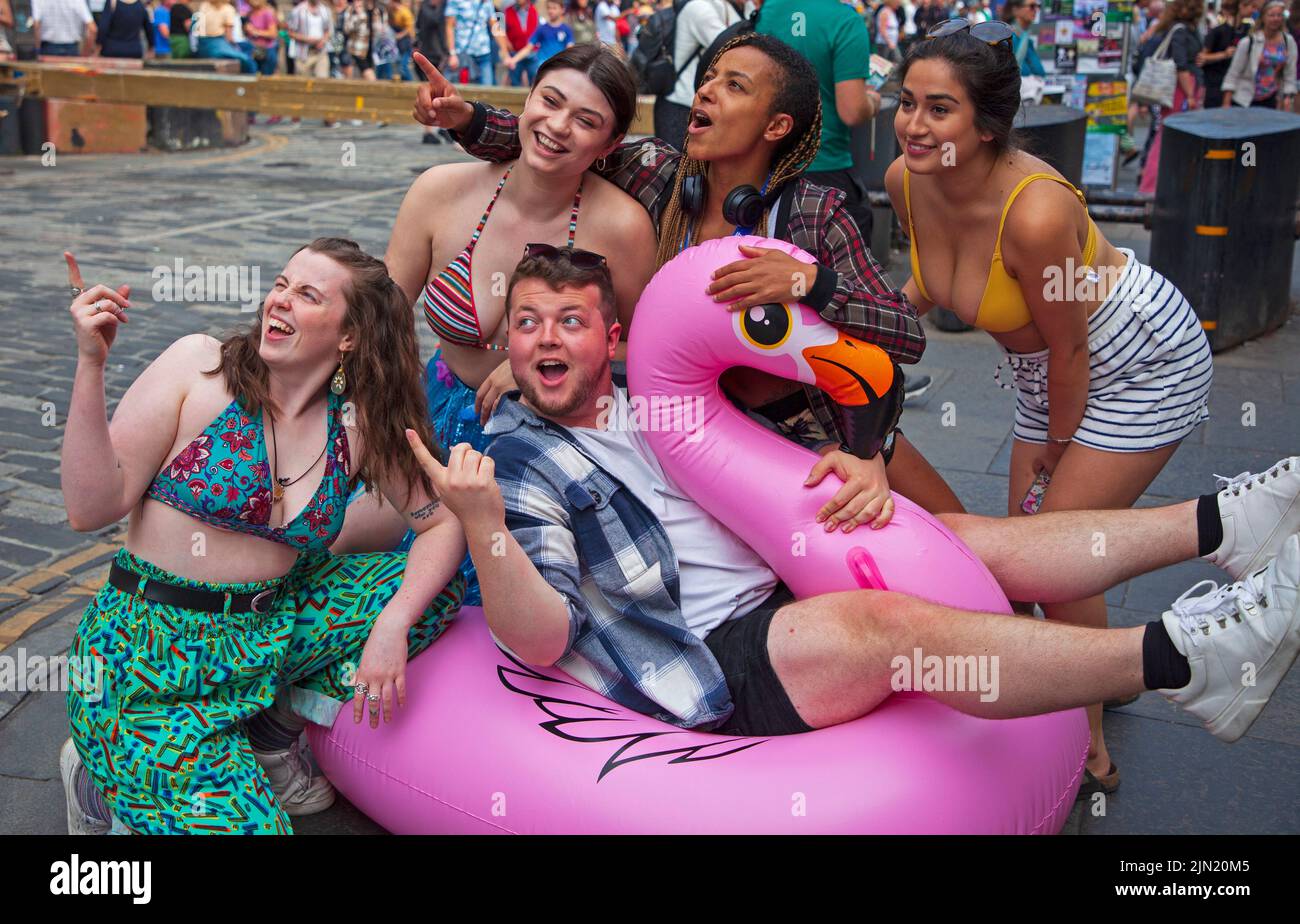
[1288,0,1300,45]
[169,0,192,55]
[1200,0,1260,107]
[416,0,448,69]
[390,0,416,78]
[342,0,385,78]
[331,0,348,74]
[98,0,157,58]
[506,0,572,75]
[657,0,744,150]
[196,0,257,70]
[759,0,881,241]
[150,0,173,57]
[33,0,98,56]
[445,0,509,84]
[1222,0,1297,107]
[289,0,334,76]
[247,0,280,74]
[1138,0,1204,196]
[417,0,451,141]
[1124,0,1165,163]
[876,0,903,62]
[912,0,948,40]
[595,0,619,45]
[1001,0,1045,76]
[503,0,539,85]
[568,0,596,44]
[0,0,14,59]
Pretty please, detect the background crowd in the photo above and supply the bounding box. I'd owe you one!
[2,0,1296,163]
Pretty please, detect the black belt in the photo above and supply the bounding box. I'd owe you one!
[109,561,281,614]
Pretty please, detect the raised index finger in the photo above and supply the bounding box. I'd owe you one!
[413,52,449,92]
[404,428,447,480]
[64,252,86,291]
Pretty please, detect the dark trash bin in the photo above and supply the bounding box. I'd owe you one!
[1014,104,1087,186]
[1150,108,1300,352]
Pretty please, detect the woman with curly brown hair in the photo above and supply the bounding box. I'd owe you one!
[58,239,466,834]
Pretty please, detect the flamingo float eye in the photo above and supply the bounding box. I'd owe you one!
[740,303,792,350]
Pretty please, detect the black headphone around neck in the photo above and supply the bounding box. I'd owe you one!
[681,172,779,233]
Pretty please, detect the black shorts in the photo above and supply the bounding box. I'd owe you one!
[704,584,813,737]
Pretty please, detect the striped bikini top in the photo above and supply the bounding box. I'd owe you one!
[145,392,352,550]
[418,166,584,352]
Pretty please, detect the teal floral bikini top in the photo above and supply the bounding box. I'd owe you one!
[145,392,351,550]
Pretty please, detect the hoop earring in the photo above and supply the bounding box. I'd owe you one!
[330,354,347,395]
[594,156,608,171]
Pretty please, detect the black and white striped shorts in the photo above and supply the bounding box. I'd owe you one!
[998,250,1213,453]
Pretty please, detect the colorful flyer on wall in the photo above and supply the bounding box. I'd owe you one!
[1084,77,1128,132]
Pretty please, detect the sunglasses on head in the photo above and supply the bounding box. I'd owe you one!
[521,243,608,270]
[925,19,1015,49]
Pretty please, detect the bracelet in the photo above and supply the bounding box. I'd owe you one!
[1046,435,1073,445]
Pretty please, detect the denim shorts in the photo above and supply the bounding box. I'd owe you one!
[704,584,813,737]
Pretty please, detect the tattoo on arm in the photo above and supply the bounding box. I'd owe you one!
[410,499,442,520]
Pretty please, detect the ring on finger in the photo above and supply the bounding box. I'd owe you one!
[367,692,380,704]
[70,286,83,298]
[354,681,369,696]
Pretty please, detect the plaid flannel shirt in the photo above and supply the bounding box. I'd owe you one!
[455,103,925,449]
[483,392,735,730]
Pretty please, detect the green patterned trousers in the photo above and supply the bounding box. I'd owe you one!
[67,548,464,834]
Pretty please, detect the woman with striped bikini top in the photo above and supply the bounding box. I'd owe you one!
[414,164,584,454]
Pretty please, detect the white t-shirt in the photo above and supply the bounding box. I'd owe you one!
[568,388,778,638]
[595,0,619,45]
[667,0,741,108]
[32,0,94,45]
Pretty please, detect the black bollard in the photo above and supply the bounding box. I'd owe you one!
[1150,108,1300,352]
[1014,104,1088,186]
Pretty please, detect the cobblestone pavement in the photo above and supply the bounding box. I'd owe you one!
[1,120,1297,834]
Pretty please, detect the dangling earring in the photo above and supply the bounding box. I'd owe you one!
[330,354,346,395]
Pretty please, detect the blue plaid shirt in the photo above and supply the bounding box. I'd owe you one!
[483,391,735,730]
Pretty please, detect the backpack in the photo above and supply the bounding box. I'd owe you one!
[630,0,693,96]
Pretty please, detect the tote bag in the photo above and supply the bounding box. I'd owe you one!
[1131,23,1185,108]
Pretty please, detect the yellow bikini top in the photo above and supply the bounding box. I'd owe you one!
[904,170,1099,334]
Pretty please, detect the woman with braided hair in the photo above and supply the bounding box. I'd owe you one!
[416,30,967,531]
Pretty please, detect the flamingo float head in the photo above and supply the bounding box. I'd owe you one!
[627,236,896,408]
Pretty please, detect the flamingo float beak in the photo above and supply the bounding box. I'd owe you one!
[802,335,896,407]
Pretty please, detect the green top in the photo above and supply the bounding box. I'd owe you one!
[757,0,873,174]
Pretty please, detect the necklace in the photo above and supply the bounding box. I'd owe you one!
[266,407,329,512]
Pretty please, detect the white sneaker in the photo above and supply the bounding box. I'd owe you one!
[253,740,336,817]
[59,738,109,835]
[1161,534,1300,742]
[1205,456,1300,580]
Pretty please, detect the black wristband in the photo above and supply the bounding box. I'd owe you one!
[450,99,488,147]
[805,264,839,311]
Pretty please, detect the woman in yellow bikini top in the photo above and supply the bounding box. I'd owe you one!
[903,169,1100,333]
[885,20,1216,803]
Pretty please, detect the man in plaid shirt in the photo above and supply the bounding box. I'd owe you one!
[405,250,1300,746]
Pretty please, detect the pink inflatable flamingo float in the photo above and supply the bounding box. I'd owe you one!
[307,237,1088,834]
[627,236,1011,610]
